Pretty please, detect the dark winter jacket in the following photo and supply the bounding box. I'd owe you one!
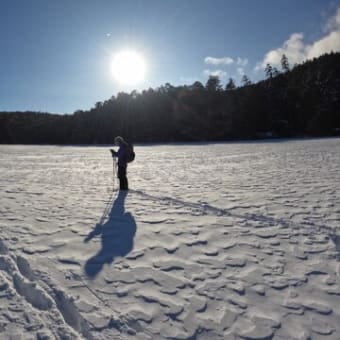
[115,144,128,167]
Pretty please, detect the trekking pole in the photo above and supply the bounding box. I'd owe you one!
[112,156,117,189]
[110,148,117,190]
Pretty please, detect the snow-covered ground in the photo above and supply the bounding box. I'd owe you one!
[0,138,339,339]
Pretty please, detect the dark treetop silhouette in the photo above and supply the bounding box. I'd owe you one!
[1,52,339,144]
[84,190,136,278]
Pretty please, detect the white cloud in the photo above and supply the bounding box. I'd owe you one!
[258,7,340,69]
[260,32,307,68]
[307,29,340,59]
[203,69,227,78]
[236,57,248,66]
[325,6,340,31]
[237,67,245,76]
[204,56,234,65]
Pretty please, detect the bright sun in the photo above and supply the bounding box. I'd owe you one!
[111,50,146,86]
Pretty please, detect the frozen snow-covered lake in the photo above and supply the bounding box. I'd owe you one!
[0,138,339,339]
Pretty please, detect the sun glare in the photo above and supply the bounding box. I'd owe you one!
[111,50,146,86]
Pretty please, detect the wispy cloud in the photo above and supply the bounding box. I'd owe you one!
[236,57,248,66]
[203,69,228,78]
[204,56,234,65]
[325,6,340,32]
[237,67,245,76]
[257,7,340,69]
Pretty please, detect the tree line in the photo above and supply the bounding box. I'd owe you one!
[1,52,339,144]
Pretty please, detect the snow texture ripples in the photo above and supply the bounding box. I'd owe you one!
[0,138,339,339]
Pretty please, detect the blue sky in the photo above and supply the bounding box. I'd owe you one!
[1,0,340,114]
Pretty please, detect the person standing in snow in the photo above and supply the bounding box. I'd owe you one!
[110,136,129,190]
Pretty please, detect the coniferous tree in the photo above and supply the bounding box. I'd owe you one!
[281,54,290,72]
[265,63,273,79]
[225,78,236,90]
[205,75,222,92]
[1,52,340,143]
[241,75,252,87]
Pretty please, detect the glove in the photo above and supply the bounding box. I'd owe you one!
[110,149,116,157]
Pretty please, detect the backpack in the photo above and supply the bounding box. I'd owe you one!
[126,143,135,163]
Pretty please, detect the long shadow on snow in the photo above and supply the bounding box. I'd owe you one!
[83,190,136,278]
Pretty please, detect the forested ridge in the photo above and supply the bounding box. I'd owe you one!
[1,52,339,144]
